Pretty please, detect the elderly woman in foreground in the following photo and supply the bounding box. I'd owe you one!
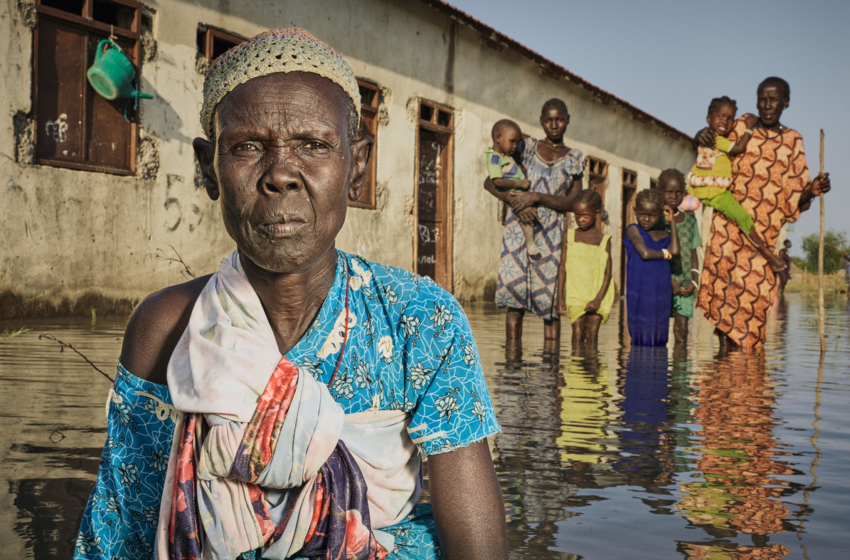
[74,29,507,560]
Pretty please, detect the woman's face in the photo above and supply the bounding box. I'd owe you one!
[196,72,372,274]
[635,201,662,232]
[757,83,788,128]
[540,106,568,141]
[660,178,685,209]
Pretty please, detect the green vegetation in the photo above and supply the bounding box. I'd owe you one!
[1,327,31,339]
[799,229,847,274]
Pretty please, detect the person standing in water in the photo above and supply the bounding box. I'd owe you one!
[624,189,680,347]
[657,169,702,344]
[696,77,831,347]
[556,189,614,345]
[485,99,585,342]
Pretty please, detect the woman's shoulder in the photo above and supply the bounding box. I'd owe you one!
[120,275,212,385]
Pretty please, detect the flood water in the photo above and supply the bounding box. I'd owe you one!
[1,295,848,559]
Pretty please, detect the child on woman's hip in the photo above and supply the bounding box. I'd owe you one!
[485,119,542,260]
[687,96,786,271]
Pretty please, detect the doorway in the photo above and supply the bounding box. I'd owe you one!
[620,168,637,292]
[588,157,608,232]
[414,99,454,291]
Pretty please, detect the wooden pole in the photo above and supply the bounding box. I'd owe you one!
[818,130,825,353]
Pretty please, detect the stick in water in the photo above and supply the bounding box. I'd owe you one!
[818,129,825,353]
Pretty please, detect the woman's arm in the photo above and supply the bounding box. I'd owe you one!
[626,225,667,261]
[507,176,581,214]
[586,238,613,312]
[798,172,831,211]
[557,239,568,316]
[429,440,509,560]
[484,177,512,203]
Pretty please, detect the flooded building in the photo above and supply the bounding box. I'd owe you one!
[0,0,696,319]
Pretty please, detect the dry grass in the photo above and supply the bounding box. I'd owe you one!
[783,264,848,295]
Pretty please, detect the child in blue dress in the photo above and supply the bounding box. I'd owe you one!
[624,189,680,346]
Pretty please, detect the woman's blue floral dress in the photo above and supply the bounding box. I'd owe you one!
[74,251,501,559]
[495,138,586,318]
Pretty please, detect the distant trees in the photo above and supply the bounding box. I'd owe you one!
[799,229,848,274]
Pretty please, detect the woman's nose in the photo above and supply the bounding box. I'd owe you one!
[260,153,302,194]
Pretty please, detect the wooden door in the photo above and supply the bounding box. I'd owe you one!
[620,169,638,290]
[414,100,453,291]
[588,157,608,232]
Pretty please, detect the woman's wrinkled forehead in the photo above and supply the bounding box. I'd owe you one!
[200,27,360,139]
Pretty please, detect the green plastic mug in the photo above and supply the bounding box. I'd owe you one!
[87,39,153,101]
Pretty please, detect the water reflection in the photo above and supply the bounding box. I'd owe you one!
[1,296,848,559]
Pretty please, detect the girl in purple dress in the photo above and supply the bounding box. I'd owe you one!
[624,189,680,346]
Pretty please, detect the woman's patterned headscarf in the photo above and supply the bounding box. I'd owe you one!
[200,28,361,139]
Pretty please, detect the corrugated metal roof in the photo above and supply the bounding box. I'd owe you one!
[417,0,694,145]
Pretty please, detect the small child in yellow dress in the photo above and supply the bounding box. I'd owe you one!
[687,96,787,271]
[485,119,541,260]
[557,189,614,344]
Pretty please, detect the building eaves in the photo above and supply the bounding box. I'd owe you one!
[416,0,694,145]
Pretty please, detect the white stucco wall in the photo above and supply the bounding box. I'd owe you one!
[0,0,694,318]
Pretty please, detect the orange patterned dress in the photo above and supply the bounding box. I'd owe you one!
[697,118,811,346]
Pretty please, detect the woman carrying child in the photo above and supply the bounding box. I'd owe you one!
[624,189,680,346]
[485,99,585,342]
[657,169,702,344]
[696,77,831,347]
[556,189,614,345]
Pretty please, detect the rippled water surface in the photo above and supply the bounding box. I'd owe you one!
[1,295,848,559]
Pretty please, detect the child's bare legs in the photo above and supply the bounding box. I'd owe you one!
[521,223,541,260]
[673,311,689,344]
[745,230,786,271]
[506,307,524,339]
[585,313,603,342]
[571,315,586,345]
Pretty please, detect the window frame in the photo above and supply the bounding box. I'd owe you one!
[348,79,380,210]
[199,26,245,60]
[33,0,143,176]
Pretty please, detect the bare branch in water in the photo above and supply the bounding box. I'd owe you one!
[156,245,196,279]
[39,333,114,383]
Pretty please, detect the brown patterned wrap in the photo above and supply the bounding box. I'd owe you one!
[697,118,811,347]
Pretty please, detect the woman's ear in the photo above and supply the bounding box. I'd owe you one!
[348,134,374,202]
[193,137,219,201]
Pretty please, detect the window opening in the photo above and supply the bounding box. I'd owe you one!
[349,79,380,210]
[198,27,245,61]
[92,0,135,29]
[40,0,85,15]
[33,0,144,175]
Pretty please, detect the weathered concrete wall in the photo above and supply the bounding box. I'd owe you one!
[0,0,695,319]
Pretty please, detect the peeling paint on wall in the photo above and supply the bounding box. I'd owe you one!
[13,111,34,164]
[138,130,160,181]
[378,85,392,127]
[406,97,418,125]
[16,0,35,29]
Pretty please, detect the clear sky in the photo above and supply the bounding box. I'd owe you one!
[448,0,849,255]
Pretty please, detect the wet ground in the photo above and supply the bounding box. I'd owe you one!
[1,295,848,559]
